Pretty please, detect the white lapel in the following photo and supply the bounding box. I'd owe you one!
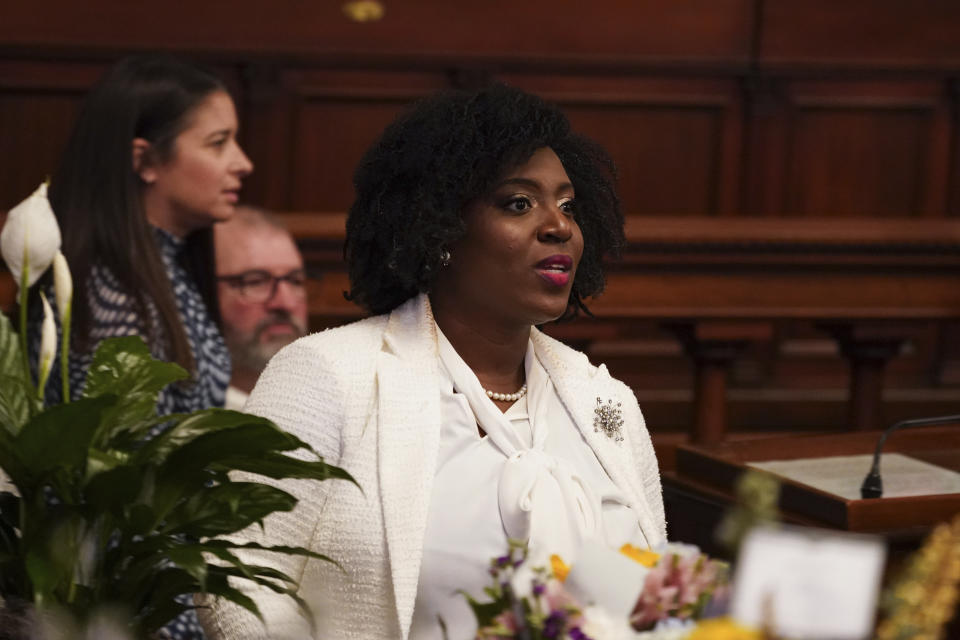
[531,329,661,548]
[376,295,442,638]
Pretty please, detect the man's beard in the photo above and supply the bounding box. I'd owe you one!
[227,312,307,373]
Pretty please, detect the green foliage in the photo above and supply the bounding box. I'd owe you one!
[0,316,354,637]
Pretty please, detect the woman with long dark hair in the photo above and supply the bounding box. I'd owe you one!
[39,54,252,417]
[33,54,253,640]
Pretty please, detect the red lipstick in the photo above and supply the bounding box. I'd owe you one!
[535,254,573,287]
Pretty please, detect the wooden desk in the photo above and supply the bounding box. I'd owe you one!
[664,426,960,557]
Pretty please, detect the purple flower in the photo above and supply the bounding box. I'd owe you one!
[533,583,546,596]
[569,627,592,640]
[542,611,567,639]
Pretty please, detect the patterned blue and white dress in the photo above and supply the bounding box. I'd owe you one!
[33,227,230,639]
[44,227,230,417]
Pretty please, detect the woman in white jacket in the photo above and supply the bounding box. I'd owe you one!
[200,84,666,640]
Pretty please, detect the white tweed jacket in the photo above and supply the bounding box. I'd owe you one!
[199,294,666,640]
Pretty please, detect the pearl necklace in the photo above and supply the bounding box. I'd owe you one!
[484,383,528,403]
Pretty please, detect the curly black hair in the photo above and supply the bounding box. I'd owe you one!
[345,83,624,316]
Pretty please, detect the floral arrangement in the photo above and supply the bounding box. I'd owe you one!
[465,540,734,640]
[0,184,354,638]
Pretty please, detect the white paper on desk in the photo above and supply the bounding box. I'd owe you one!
[732,526,885,639]
[748,453,960,500]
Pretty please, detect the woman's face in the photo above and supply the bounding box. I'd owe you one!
[141,90,253,235]
[434,146,584,329]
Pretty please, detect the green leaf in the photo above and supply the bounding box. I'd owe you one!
[132,567,197,633]
[83,336,187,440]
[0,312,24,381]
[0,375,39,437]
[167,544,208,591]
[465,593,509,628]
[201,539,339,568]
[160,482,298,538]
[15,396,114,477]
[85,464,145,514]
[218,452,357,486]
[84,336,187,399]
[133,409,293,466]
[0,424,28,489]
[196,572,263,623]
[23,512,87,603]
[204,565,315,634]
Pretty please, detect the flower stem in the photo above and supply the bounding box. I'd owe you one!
[60,302,71,403]
[17,262,37,400]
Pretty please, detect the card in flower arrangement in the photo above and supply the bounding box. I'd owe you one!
[731,525,885,640]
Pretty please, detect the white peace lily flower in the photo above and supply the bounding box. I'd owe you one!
[52,250,73,325]
[579,605,634,640]
[0,182,61,289]
[37,291,57,394]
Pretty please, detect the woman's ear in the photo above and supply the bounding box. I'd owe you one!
[132,138,157,184]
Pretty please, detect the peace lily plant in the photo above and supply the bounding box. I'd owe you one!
[0,183,352,638]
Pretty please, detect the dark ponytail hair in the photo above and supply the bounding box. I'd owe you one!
[49,54,226,372]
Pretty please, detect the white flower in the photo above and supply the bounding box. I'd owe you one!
[52,250,72,325]
[37,291,56,393]
[655,542,701,558]
[0,182,61,289]
[509,561,537,600]
[578,605,634,640]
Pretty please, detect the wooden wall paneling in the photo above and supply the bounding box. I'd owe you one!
[760,0,960,70]
[741,76,789,215]
[779,79,950,217]
[282,69,449,211]
[0,1,753,67]
[238,63,297,209]
[949,79,960,217]
[499,73,745,215]
[0,60,108,210]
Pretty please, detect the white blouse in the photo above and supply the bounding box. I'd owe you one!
[409,329,646,639]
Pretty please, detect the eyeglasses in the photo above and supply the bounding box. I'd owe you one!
[217,269,307,303]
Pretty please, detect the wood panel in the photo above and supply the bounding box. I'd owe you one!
[279,69,450,210]
[500,74,743,215]
[0,60,107,210]
[760,0,960,69]
[745,79,953,217]
[0,1,753,66]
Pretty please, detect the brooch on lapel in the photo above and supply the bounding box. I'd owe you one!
[593,398,624,443]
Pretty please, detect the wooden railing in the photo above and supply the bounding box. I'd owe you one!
[284,213,960,443]
[4,213,960,445]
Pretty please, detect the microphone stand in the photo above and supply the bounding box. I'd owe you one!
[860,414,960,499]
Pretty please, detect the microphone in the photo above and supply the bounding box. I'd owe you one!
[860,414,960,499]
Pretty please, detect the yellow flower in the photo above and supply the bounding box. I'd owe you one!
[550,554,570,582]
[620,543,660,568]
[686,617,761,640]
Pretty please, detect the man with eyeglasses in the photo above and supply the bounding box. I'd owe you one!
[214,205,308,410]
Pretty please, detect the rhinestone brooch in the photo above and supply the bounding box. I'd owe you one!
[593,397,624,442]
